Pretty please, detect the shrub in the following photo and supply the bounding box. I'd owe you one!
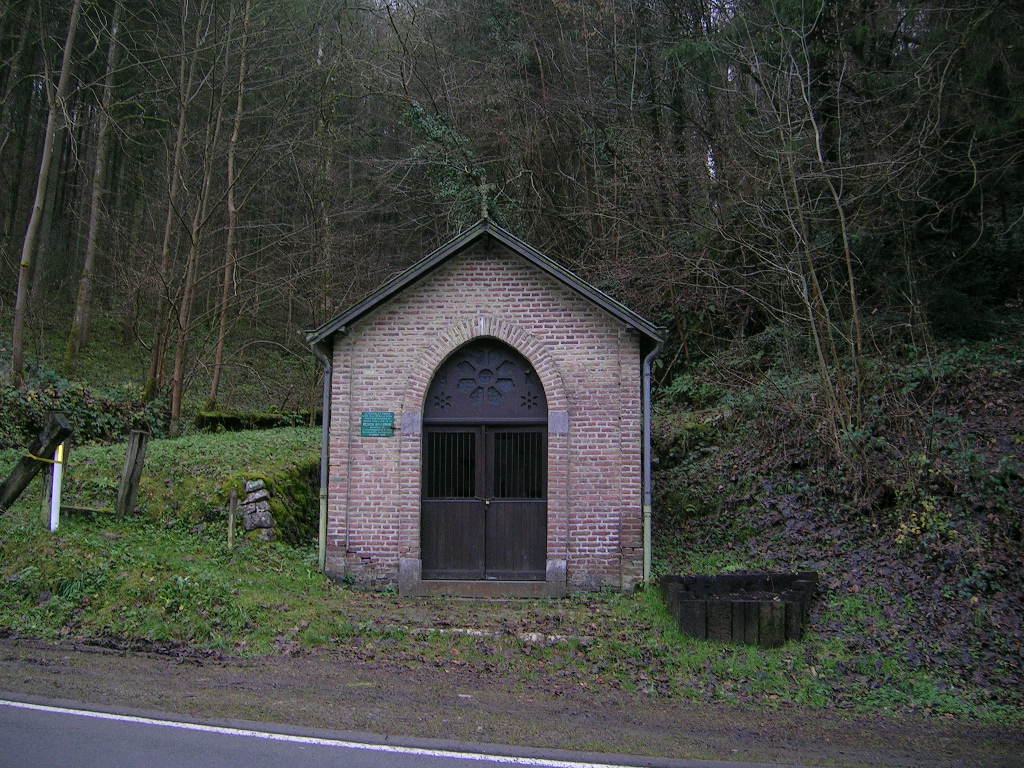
[660,373,724,409]
[0,379,167,449]
[194,410,320,432]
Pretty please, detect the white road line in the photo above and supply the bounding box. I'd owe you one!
[0,699,640,768]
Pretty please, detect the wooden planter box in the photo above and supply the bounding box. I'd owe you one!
[659,572,818,648]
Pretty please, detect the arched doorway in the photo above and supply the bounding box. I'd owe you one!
[421,337,548,580]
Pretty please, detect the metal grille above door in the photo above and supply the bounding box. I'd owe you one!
[422,339,548,581]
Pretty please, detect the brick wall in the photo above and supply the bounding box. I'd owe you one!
[326,237,643,590]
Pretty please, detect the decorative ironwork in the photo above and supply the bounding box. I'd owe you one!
[424,338,547,421]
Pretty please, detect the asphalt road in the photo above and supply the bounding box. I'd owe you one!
[0,698,790,768]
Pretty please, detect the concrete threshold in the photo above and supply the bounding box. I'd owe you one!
[405,580,560,598]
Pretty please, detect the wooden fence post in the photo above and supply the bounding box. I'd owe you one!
[40,464,53,527]
[228,488,237,548]
[116,429,149,517]
[0,413,73,512]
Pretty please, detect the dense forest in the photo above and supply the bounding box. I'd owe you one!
[2,0,1022,713]
[1,0,1021,439]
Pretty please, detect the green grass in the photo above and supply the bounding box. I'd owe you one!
[25,427,322,524]
[655,549,772,577]
[0,427,325,649]
[0,428,1020,725]
[0,487,1018,722]
[0,507,330,652]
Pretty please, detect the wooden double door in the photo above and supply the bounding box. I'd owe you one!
[420,337,549,581]
[421,425,547,580]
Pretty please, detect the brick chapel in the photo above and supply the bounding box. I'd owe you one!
[306,220,664,596]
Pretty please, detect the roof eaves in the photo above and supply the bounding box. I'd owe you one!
[304,221,488,346]
[482,222,666,342]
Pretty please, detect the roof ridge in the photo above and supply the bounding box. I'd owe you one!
[305,222,665,347]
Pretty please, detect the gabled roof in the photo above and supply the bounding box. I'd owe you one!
[305,219,666,349]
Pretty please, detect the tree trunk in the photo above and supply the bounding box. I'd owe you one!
[28,135,64,307]
[168,30,229,436]
[65,3,122,370]
[143,3,206,401]
[119,174,146,347]
[10,0,83,387]
[0,3,34,160]
[208,0,253,410]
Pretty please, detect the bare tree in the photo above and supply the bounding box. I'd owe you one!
[207,0,254,410]
[168,2,238,435]
[10,0,83,386]
[65,1,123,370]
[143,0,211,402]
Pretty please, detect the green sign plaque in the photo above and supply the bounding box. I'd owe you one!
[360,411,395,437]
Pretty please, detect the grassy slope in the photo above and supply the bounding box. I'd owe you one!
[1,499,1017,724]
[0,312,1020,725]
[651,330,1024,722]
[1,427,321,522]
[0,429,1019,724]
[0,309,318,422]
[0,428,323,650]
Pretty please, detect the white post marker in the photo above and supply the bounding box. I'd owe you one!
[49,442,64,532]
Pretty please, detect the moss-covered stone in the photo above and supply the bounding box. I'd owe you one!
[252,461,319,546]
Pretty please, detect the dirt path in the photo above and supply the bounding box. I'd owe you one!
[0,635,1018,768]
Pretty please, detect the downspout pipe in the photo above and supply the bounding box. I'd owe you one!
[311,341,332,574]
[642,339,663,584]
